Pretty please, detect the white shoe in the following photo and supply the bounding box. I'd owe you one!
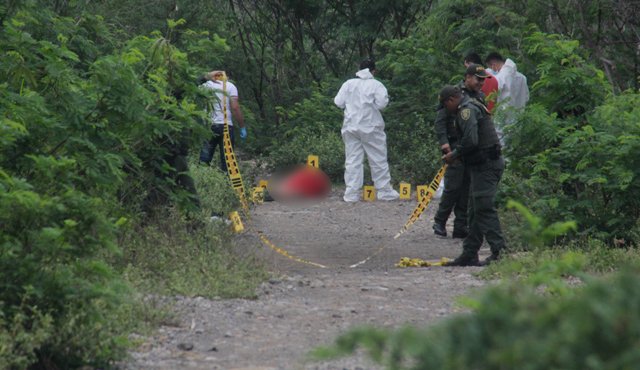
[377,189,399,201]
[343,194,360,202]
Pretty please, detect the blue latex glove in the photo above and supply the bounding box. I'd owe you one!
[239,127,247,140]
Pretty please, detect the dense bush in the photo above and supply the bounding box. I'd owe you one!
[504,33,639,245]
[0,5,247,368]
[0,168,132,368]
[507,93,640,244]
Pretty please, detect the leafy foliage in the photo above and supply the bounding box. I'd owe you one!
[525,32,609,118]
[267,89,345,181]
[313,269,640,370]
[505,86,639,243]
[2,0,640,368]
[0,4,256,368]
[506,200,577,249]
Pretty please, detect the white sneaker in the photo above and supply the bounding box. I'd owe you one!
[377,189,399,201]
[343,194,360,202]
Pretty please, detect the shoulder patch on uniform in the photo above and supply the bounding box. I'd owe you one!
[460,108,471,121]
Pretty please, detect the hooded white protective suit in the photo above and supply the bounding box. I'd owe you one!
[495,58,529,110]
[491,58,530,144]
[334,68,399,202]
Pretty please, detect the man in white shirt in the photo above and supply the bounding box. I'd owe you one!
[334,59,399,202]
[199,71,246,171]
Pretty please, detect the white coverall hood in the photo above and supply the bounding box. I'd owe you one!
[334,68,389,134]
[334,68,398,201]
[495,58,529,109]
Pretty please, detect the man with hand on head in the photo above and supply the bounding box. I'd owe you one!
[199,70,247,172]
[485,52,529,111]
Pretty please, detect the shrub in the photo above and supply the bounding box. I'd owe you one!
[503,33,638,245]
[0,161,132,368]
[267,89,345,181]
[505,92,640,244]
[313,269,640,370]
[0,5,249,368]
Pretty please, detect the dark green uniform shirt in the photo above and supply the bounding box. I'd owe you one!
[434,82,486,147]
[450,96,500,162]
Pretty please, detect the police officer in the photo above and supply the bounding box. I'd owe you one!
[438,84,506,266]
[432,64,490,238]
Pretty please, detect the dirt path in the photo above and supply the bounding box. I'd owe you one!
[122,191,491,370]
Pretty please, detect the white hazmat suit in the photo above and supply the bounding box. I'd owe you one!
[495,58,529,110]
[334,68,399,202]
[490,58,530,144]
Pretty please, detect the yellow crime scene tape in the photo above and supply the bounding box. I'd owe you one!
[395,257,450,267]
[257,232,327,268]
[349,165,448,268]
[219,72,250,214]
[216,72,328,268]
[214,74,450,268]
[393,164,447,239]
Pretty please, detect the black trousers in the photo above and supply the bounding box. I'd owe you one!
[199,124,235,171]
[434,160,470,232]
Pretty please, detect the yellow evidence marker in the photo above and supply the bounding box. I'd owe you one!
[399,182,411,200]
[229,211,245,233]
[307,154,319,168]
[363,185,376,201]
[416,185,429,201]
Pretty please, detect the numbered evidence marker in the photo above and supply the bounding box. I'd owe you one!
[307,154,319,168]
[363,185,376,201]
[416,185,429,201]
[259,179,268,189]
[229,211,245,233]
[399,182,412,200]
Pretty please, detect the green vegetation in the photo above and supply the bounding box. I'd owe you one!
[312,269,640,370]
[1,0,639,368]
[0,3,263,368]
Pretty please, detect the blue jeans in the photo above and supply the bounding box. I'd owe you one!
[199,124,235,171]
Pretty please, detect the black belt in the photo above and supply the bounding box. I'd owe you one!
[464,144,501,166]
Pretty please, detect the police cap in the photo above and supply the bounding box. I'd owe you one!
[439,85,461,104]
[465,64,489,78]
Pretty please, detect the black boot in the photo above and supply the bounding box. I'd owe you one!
[433,223,447,237]
[479,253,500,266]
[443,254,480,267]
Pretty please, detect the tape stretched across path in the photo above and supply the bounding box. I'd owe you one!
[217,75,448,267]
[257,233,327,268]
[349,164,448,268]
[217,72,326,268]
[393,164,447,239]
